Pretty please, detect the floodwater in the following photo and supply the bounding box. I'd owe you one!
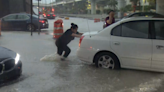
[0,17,164,92]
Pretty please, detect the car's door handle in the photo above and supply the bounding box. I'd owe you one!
[114,42,120,45]
[156,45,164,49]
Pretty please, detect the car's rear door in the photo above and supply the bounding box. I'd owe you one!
[110,20,152,68]
[15,14,30,30]
[1,14,17,30]
[151,20,164,70]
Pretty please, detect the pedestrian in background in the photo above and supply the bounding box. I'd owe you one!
[55,23,83,61]
[104,10,115,28]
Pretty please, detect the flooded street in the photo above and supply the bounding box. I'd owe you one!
[0,18,164,92]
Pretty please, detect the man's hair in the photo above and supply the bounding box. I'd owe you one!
[108,10,114,14]
[71,23,78,29]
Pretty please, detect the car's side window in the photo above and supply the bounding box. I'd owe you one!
[122,21,149,39]
[154,21,164,40]
[154,14,164,18]
[3,15,17,21]
[111,25,121,36]
[17,15,29,20]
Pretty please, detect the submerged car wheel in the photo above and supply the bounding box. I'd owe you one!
[95,52,120,69]
[27,24,35,31]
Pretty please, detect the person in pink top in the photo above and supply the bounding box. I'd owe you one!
[105,10,115,27]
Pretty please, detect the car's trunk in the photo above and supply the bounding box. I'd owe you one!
[39,18,48,24]
[83,31,98,37]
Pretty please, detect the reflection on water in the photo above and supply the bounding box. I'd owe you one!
[0,74,28,88]
[47,56,163,92]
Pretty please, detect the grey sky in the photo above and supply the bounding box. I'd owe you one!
[33,0,56,4]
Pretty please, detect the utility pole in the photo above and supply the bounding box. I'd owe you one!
[45,0,47,4]
[38,0,41,35]
[45,0,47,14]
[31,0,33,36]
[142,0,146,12]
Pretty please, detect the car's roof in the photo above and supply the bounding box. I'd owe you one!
[9,13,28,15]
[127,12,164,17]
[2,13,39,19]
[120,17,164,23]
[128,12,160,15]
[6,13,37,16]
[130,12,157,14]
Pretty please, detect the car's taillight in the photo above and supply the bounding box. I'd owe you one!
[53,14,55,16]
[79,36,84,47]
[39,20,45,23]
[47,14,50,16]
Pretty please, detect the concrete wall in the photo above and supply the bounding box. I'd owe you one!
[9,0,25,13]
[0,0,32,18]
[0,0,10,17]
[25,0,32,14]
[0,0,25,17]
[126,0,149,5]
[156,0,164,15]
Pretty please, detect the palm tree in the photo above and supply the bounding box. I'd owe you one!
[147,0,156,7]
[130,0,139,12]
[108,0,118,10]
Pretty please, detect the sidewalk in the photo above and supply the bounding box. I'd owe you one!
[58,14,121,21]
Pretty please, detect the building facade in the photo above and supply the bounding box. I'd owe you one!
[0,0,31,18]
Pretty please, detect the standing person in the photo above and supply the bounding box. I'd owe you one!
[55,23,83,61]
[104,10,115,28]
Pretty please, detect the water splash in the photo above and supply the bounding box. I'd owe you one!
[40,53,61,61]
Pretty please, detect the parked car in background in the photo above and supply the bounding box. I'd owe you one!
[0,46,22,82]
[46,13,56,19]
[78,17,164,72]
[43,13,46,18]
[0,13,49,31]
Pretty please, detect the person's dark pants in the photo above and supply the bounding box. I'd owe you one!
[55,41,71,58]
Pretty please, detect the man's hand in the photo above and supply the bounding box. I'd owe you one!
[109,12,114,18]
[79,33,83,35]
[72,33,82,38]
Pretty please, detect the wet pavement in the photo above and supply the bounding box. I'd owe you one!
[0,18,164,92]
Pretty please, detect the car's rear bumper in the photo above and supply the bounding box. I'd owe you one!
[40,24,49,29]
[77,47,96,64]
[47,16,55,19]
[0,60,22,81]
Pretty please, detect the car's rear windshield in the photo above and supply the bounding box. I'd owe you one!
[32,15,38,18]
[27,14,38,18]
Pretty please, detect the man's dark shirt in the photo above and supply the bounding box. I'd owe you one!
[105,17,115,27]
[56,29,79,45]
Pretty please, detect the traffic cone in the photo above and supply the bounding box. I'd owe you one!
[53,19,63,39]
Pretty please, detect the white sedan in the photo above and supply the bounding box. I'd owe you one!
[77,17,164,72]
